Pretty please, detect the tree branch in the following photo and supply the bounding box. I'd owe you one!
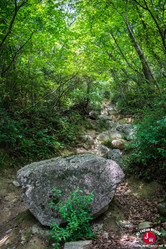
[0,0,28,49]
[1,30,36,76]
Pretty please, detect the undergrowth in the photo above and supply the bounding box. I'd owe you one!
[124,106,166,182]
[49,187,96,249]
[0,106,88,169]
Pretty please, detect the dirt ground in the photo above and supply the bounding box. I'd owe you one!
[0,169,166,249]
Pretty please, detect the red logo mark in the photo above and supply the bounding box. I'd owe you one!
[143,232,155,244]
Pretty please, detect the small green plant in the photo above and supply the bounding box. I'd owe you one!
[49,187,96,249]
[102,139,113,149]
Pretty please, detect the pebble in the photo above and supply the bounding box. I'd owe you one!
[12,181,20,187]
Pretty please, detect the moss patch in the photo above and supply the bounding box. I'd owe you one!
[127,177,162,199]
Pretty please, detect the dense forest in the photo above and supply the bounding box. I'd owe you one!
[0,1,166,249]
[0,0,166,179]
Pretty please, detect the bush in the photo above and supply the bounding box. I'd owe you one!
[124,107,166,181]
[49,187,96,249]
[0,106,85,168]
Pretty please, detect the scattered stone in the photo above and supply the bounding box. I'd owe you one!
[138,221,151,230]
[89,110,101,119]
[97,145,110,157]
[97,130,122,143]
[105,121,117,129]
[97,114,112,129]
[112,139,126,150]
[6,229,13,234]
[107,104,117,115]
[64,240,92,249]
[107,149,122,164]
[83,144,90,150]
[98,114,112,121]
[31,224,49,238]
[12,181,20,187]
[97,132,110,143]
[80,135,94,145]
[91,223,104,233]
[103,232,109,239]
[116,124,133,135]
[158,202,166,217]
[108,130,122,140]
[17,154,124,226]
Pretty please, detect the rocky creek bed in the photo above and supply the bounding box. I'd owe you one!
[0,102,166,249]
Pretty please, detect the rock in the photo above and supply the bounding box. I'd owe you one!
[97,114,112,129]
[105,121,117,129]
[107,104,117,115]
[158,202,166,217]
[108,130,122,140]
[80,135,94,148]
[64,240,92,249]
[107,149,122,164]
[97,130,122,143]
[127,130,136,140]
[111,139,126,150]
[89,110,101,119]
[31,224,49,238]
[17,154,124,226]
[12,180,20,187]
[97,145,110,157]
[138,221,151,230]
[97,132,110,143]
[98,114,112,121]
[80,135,94,149]
[103,232,109,239]
[116,124,133,136]
[91,223,104,233]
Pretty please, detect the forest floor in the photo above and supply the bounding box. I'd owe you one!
[0,102,166,249]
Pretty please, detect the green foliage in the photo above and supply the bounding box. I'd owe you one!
[124,107,166,181]
[102,139,113,149]
[49,187,96,249]
[0,106,85,168]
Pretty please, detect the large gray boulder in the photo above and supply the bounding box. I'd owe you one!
[17,154,124,226]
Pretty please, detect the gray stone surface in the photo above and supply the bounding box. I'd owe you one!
[80,135,94,145]
[98,114,112,121]
[108,130,122,140]
[64,240,92,249]
[97,114,112,129]
[17,154,124,226]
[107,149,122,164]
[116,124,133,135]
[97,130,122,143]
[111,139,126,150]
[107,104,117,115]
[105,121,117,129]
[97,132,110,143]
[97,145,110,157]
